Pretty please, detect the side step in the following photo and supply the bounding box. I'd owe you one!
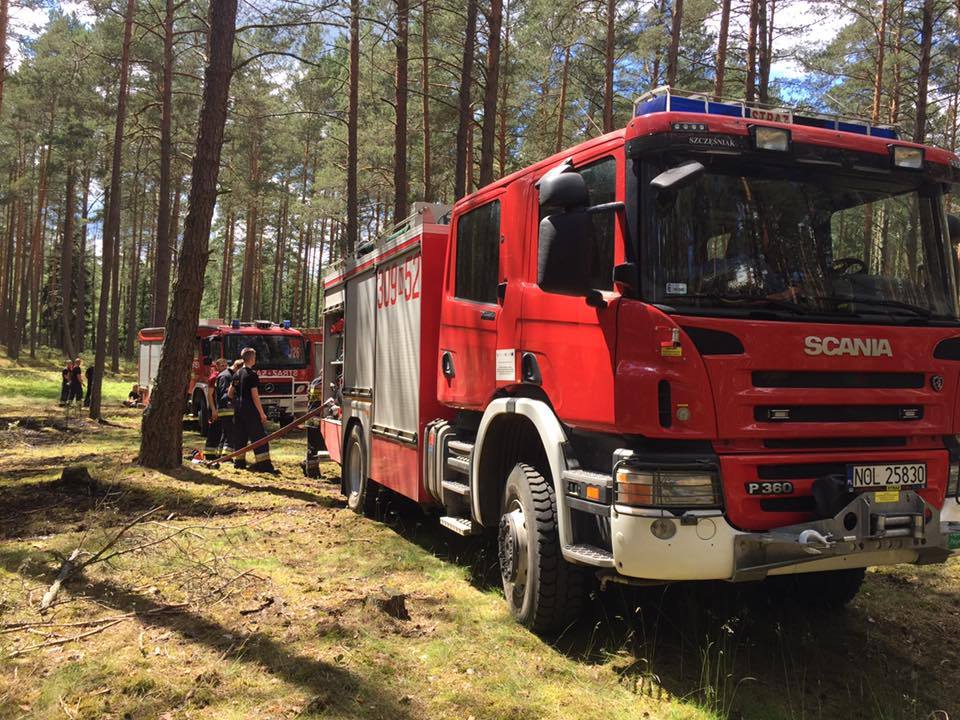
[440,516,481,536]
[446,455,470,475]
[563,544,615,567]
[441,479,470,496]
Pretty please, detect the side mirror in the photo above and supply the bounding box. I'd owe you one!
[538,172,589,209]
[538,210,593,296]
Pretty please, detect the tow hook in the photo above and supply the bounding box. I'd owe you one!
[798,529,832,553]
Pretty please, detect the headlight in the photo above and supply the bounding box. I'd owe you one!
[752,125,791,152]
[891,145,923,169]
[295,383,308,395]
[615,467,721,508]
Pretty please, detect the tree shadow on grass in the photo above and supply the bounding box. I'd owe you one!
[362,487,951,719]
[0,550,413,720]
[0,472,242,541]
[157,465,344,508]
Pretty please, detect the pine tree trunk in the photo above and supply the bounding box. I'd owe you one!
[479,0,502,187]
[393,0,409,222]
[757,0,769,103]
[870,0,888,123]
[125,183,144,357]
[745,0,758,103]
[346,0,359,254]
[60,163,76,357]
[556,45,570,153]
[454,0,478,199]
[714,0,731,98]
[239,142,259,320]
[497,0,510,177]
[218,210,234,319]
[913,0,933,144]
[602,0,614,132]
[0,0,7,118]
[152,0,175,326]
[90,0,135,420]
[888,0,905,124]
[421,0,432,201]
[665,0,683,86]
[140,0,238,469]
[73,165,90,351]
[109,219,121,371]
[29,140,52,360]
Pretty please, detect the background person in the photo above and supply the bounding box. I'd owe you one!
[59,361,73,405]
[69,358,84,405]
[228,348,275,473]
[83,364,94,407]
[203,358,229,460]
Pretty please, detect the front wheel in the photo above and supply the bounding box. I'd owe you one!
[498,463,585,634]
[196,394,210,438]
[344,424,377,517]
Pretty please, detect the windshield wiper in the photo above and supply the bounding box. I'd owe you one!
[812,295,934,319]
[668,293,806,314]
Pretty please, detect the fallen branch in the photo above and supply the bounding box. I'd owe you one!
[6,619,125,658]
[38,506,164,614]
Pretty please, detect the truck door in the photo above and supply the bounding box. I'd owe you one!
[438,194,504,409]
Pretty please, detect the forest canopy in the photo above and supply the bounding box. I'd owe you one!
[0,0,954,373]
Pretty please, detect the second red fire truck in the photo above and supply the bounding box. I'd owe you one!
[310,87,960,633]
[138,320,317,430]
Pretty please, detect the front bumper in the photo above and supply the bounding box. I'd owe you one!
[608,490,959,582]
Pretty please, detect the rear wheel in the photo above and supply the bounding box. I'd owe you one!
[344,424,377,517]
[767,567,866,609]
[498,463,585,634]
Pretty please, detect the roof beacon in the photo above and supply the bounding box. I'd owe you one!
[633,86,898,140]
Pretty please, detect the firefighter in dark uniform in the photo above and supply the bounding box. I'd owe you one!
[228,347,276,472]
[203,358,229,460]
[221,359,243,456]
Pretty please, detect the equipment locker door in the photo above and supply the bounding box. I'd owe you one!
[438,194,504,409]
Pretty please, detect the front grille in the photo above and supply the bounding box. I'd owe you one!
[758,462,847,480]
[763,436,907,450]
[752,371,924,389]
[759,497,817,513]
[754,405,923,423]
[259,379,293,396]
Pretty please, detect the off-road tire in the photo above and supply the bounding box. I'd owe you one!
[767,567,866,609]
[344,424,377,517]
[498,463,585,634]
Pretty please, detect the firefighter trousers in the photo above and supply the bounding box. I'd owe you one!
[233,409,270,467]
[204,416,224,460]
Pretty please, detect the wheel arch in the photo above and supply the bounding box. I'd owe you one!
[471,397,574,547]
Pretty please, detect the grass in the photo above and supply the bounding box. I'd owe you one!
[0,347,958,719]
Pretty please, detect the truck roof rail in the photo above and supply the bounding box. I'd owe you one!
[633,85,899,140]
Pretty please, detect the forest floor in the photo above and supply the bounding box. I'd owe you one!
[1,350,959,720]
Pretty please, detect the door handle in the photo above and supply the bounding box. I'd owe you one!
[441,351,456,378]
[480,310,496,321]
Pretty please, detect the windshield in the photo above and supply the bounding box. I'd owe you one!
[223,334,307,369]
[649,161,958,321]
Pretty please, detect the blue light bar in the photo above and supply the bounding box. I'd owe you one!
[283,319,291,329]
[633,86,898,140]
[231,319,240,329]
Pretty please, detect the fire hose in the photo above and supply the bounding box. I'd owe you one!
[202,398,335,468]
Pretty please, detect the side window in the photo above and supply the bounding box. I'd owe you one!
[455,200,501,303]
[539,156,617,290]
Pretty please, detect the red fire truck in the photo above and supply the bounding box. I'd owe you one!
[138,319,315,431]
[312,88,960,632]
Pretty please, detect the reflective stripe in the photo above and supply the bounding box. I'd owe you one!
[216,409,234,416]
[254,451,271,462]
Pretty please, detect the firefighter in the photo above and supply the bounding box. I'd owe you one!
[228,347,275,473]
[59,361,73,405]
[203,358,229,461]
[216,360,242,458]
[69,358,84,405]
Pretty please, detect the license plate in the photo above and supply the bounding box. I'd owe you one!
[848,463,926,490]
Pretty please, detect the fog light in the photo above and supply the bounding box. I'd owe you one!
[753,126,790,152]
[891,145,923,169]
[651,518,677,540]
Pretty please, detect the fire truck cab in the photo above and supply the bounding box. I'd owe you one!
[138,319,313,430]
[317,88,960,633]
